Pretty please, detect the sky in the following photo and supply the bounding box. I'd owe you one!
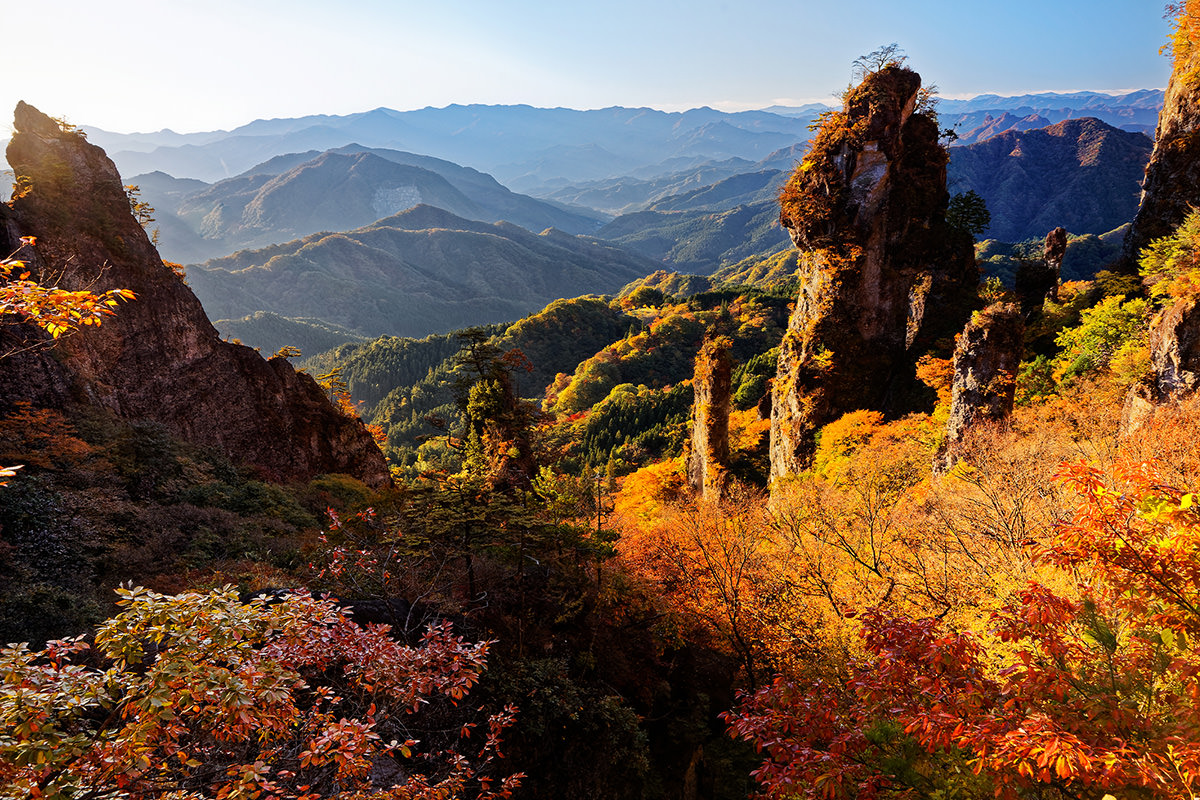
[4,0,1176,135]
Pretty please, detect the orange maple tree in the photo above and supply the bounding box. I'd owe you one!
[0,586,522,800]
[725,460,1200,799]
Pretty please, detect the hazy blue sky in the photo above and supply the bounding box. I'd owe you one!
[5,0,1175,134]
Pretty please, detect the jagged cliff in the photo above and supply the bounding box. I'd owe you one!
[769,66,977,480]
[1124,31,1200,266]
[934,303,1023,474]
[1124,298,1200,432]
[686,337,733,500]
[0,103,390,487]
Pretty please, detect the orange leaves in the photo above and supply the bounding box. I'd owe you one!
[0,586,520,800]
[0,241,134,340]
[727,460,1200,799]
[0,464,20,486]
[1166,1,1200,84]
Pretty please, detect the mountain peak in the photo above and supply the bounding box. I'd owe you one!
[1,103,390,486]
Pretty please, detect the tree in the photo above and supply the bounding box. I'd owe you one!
[946,191,991,239]
[725,460,1200,800]
[0,585,522,800]
[1139,206,1200,299]
[0,237,134,343]
[0,237,133,483]
[851,43,907,81]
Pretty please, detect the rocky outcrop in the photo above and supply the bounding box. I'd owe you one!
[934,303,1023,473]
[1123,297,1200,432]
[686,337,733,499]
[0,102,390,487]
[769,67,977,480]
[1044,227,1067,299]
[1124,34,1200,266]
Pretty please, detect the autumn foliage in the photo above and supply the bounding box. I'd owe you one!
[725,461,1200,799]
[0,237,134,341]
[0,586,521,800]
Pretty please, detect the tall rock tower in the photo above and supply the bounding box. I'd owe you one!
[0,103,390,487]
[769,66,977,481]
[686,337,733,500]
[1124,9,1200,265]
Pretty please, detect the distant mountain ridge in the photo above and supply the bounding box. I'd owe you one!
[132,145,605,263]
[590,116,1153,272]
[85,104,817,186]
[758,88,1163,142]
[187,204,659,340]
[947,117,1153,241]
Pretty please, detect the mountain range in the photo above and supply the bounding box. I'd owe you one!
[947,117,1154,241]
[134,145,605,264]
[64,91,1160,193]
[81,93,1161,348]
[81,105,817,188]
[188,204,658,342]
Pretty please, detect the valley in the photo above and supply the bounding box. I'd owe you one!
[5,10,1200,799]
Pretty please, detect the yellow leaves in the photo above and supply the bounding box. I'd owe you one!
[0,240,135,341]
[0,464,22,487]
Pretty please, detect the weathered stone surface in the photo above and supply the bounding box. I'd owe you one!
[1124,37,1200,266]
[769,67,977,480]
[934,303,1023,474]
[686,337,733,499]
[1123,297,1200,433]
[0,102,390,487]
[1044,226,1067,300]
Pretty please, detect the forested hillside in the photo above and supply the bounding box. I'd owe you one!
[186,205,658,341]
[6,9,1200,800]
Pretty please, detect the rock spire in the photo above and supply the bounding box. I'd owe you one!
[769,66,977,480]
[0,102,390,486]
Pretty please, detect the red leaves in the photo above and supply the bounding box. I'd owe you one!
[1,587,521,800]
[726,461,1200,799]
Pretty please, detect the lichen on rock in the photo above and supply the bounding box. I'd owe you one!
[686,336,733,500]
[1123,297,1200,433]
[1124,11,1200,268]
[769,66,977,481]
[934,303,1023,474]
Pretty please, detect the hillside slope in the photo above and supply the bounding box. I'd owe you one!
[0,103,389,486]
[136,147,606,263]
[188,205,658,338]
[947,117,1153,241]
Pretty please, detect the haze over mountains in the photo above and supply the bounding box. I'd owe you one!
[85,105,817,189]
[135,146,605,263]
[61,89,1159,351]
[79,90,1160,189]
[187,204,657,339]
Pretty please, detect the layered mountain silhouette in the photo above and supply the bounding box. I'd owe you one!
[134,146,606,263]
[595,116,1154,273]
[594,201,789,273]
[187,204,658,340]
[954,112,1053,145]
[86,105,816,186]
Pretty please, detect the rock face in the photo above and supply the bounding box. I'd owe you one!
[686,337,733,500]
[1124,37,1200,265]
[769,67,977,480]
[1123,297,1200,432]
[934,303,1023,474]
[1044,226,1067,300]
[0,102,390,487]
